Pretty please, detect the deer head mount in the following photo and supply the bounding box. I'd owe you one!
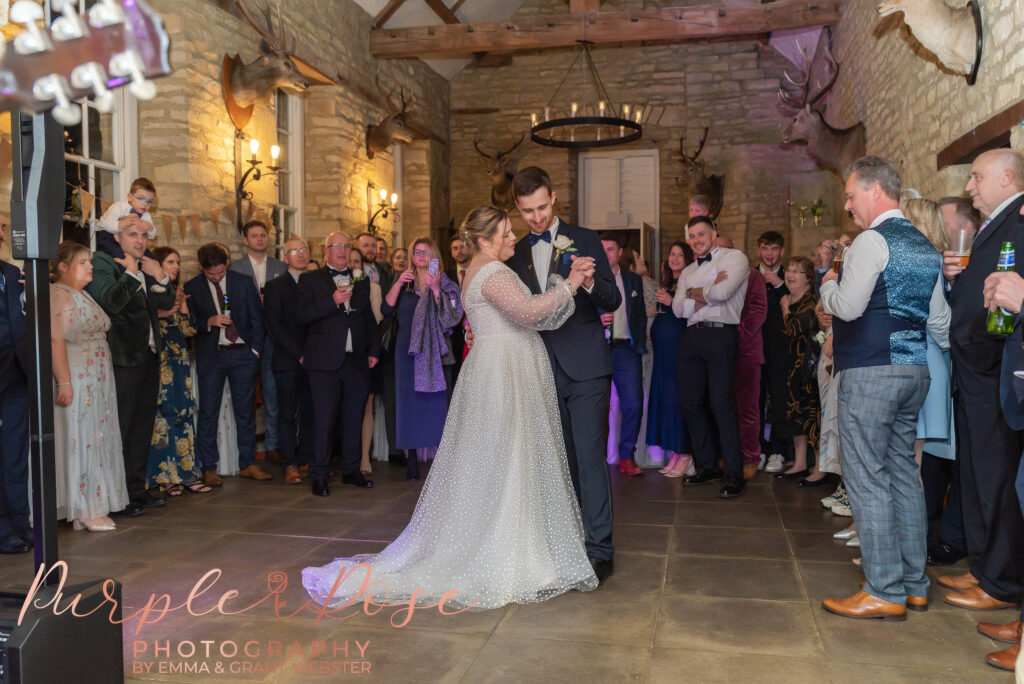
[221,0,309,131]
[366,71,414,160]
[877,0,980,82]
[778,40,866,177]
[677,128,725,219]
[473,134,525,210]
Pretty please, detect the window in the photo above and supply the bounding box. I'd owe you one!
[579,149,659,231]
[273,89,305,253]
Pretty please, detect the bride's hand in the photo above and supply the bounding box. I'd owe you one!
[568,268,588,291]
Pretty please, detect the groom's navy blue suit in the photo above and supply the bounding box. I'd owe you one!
[507,221,621,561]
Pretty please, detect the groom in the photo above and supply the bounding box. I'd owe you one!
[507,166,622,584]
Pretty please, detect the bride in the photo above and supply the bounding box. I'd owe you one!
[302,205,599,610]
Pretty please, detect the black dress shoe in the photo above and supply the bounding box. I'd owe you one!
[342,473,374,488]
[776,468,810,480]
[16,527,33,547]
[797,476,829,487]
[719,479,746,499]
[110,502,144,517]
[927,542,967,566]
[138,492,166,508]
[388,453,407,467]
[0,535,31,554]
[682,469,723,485]
[589,557,614,585]
[311,479,330,497]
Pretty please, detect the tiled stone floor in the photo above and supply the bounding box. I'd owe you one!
[0,463,1013,682]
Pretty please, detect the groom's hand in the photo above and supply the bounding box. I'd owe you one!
[570,255,595,287]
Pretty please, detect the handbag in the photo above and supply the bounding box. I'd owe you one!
[379,289,402,354]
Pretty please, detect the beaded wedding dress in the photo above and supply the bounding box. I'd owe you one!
[302,260,598,610]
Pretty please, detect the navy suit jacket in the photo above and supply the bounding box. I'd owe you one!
[184,270,264,365]
[0,260,28,392]
[602,268,647,355]
[263,272,305,372]
[998,210,1024,430]
[506,221,621,380]
[229,255,287,293]
[296,268,380,371]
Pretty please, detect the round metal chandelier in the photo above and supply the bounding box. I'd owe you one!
[530,41,643,149]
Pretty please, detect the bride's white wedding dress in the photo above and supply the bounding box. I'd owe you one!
[302,260,598,610]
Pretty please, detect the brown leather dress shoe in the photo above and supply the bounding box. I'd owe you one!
[944,585,1019,611]
[239,464,273,481]
[285,466,302,484]
[617,459,643,476]
[936,571,978,591]
[858,582,927,611]
[742,463,757,480]
[822,590,907,621]
[203,471,223,487]
[299,465,309,476]
[977,619,1023,643]
[985,643,1020,672]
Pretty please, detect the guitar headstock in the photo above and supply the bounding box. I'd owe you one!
[2,0,171,125]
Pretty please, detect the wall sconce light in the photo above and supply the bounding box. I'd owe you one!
[368,182,400,235]
[236,136,282,231]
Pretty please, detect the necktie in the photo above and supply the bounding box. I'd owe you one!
[212,280,239,342]
[528,231,552,246]
[458,268,466,286]
[328,267,351,278]
[697,254,712,265]
[975,217,992,240]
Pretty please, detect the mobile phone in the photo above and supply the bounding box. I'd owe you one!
[428,258,439,276]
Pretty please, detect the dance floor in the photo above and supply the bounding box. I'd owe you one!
[0,464,1010,682]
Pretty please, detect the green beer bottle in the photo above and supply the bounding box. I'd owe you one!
[987,241,1015,335]
[221,293,231,316]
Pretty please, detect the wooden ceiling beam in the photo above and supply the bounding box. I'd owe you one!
[370,0,841,59]
[569,0,601,13]
[424,0,459,24]
[373,0,407,29]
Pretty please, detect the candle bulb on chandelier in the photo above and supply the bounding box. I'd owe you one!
[379,188,388,202]
[622,104,630,119]
[634,109,642,124]
[249,138,259,160]
[570,101,578,118]
[391,192,397,206]
[544,106,550,122]
[531,112,538,127]
[271,144,280,163]
[598,100,606,117]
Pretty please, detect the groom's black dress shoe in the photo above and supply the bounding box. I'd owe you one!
[110,502,144,517]
[589,557,614,585]
[682,469,723,485]
[719,479,746,499]
[312,479,329,497]
[342,473,374,488]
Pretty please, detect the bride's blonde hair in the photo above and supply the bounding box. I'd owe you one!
[460,205,508,254]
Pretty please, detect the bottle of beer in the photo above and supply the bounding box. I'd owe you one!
[221,293,231,317]
[987,242,1015,335]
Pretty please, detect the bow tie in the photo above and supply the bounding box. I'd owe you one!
[328,268,351,278]
[697,254,713,265]
[528,231,552,246]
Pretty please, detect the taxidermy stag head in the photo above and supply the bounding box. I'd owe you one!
[473,134,525,210]
[677,128,725,219]
[778,42,866,176]
[366,72,414,160]
[877,0,978,76]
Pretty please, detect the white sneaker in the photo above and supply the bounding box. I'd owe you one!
[821,483,845,509]
[830,499,853,517]
[757,453,767,471]
[764,454,784,473]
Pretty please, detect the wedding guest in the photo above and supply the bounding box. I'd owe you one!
[357,232,394,291]
[674,216,750,498]
[811,244,832,292]
[940,149,1024,616]
[93,177,156,260]
[147,247,209,496]
[689,194,711,219]
[383,237,463,479]
[775,256,821,482]
[599,234,647,475]
[298,232,380,495]
[185,243,271,486]
[306,260,321,272]
[87,221,175,516]
[938,196,982,243]
[264,238,314,485]
[376,237,390,267]
[820,156,949,620]
[350,246,384,476]
[51,241,129,531]
[390,248,408,273]
[446,236,471,382]
[650,242,693,477]
[757,230,790,473]
[0,222,30,552]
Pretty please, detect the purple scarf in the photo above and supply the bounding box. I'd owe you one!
[408,273,464,392]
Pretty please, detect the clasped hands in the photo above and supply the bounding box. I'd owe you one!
[567,255,595,290]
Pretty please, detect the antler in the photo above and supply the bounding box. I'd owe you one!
[807,44,839,107]
[236,0,293,54]
[375,70,399,113]
[473,139,493,160]
[497,133,525,160]
[680,127,709,163]
[777,40,839,110]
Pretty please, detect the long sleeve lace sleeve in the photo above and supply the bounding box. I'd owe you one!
[481,268,575,331]
[50,286,76,342]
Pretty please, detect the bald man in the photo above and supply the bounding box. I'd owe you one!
[937,149,1024,623]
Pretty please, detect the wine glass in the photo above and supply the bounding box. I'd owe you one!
[337,274,355,313]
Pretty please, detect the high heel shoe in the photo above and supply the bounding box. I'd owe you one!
[659,454,681,474]
[360,463,373,476]
[663,455,693,478]
[73,517,116,532]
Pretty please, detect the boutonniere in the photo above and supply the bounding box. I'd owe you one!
[813,331,830,345]
[552,235,577,261]
[352,269,367,283]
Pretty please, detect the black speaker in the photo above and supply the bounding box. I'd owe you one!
[0,580,123,684]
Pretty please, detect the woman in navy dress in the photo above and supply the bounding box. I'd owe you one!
[383,237,463,478]
[648,241,694,477]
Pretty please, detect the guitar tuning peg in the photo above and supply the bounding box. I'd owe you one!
[10,0,53,55]
[71,62,113,112]
[50,0,89,42]
[32,74,81,126]
[87,0,125,30]
[109,50,156,100]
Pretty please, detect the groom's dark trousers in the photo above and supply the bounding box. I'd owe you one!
[508,222,622,561]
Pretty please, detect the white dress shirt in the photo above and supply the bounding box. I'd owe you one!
[671,247,750,325]
[820,209,950,349]
[982,191,1024,231]
[248,254,268,290]
[330,272,354,353]
[207,276,247,347]
[531,218,560,290]
[127,267,169,352]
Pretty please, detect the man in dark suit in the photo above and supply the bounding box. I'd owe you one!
[87,221,176,515]
[505,166,621,584]
[756,230,790,473]
[185,243,271,486]
[357,232,393,293]
[230,219,287,462]
[0,223,31,553]
[937,149,1024,618]
[298,232,380,496]
[445,236,471,388]
[598,233,647,476]
[264,238,314,485]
